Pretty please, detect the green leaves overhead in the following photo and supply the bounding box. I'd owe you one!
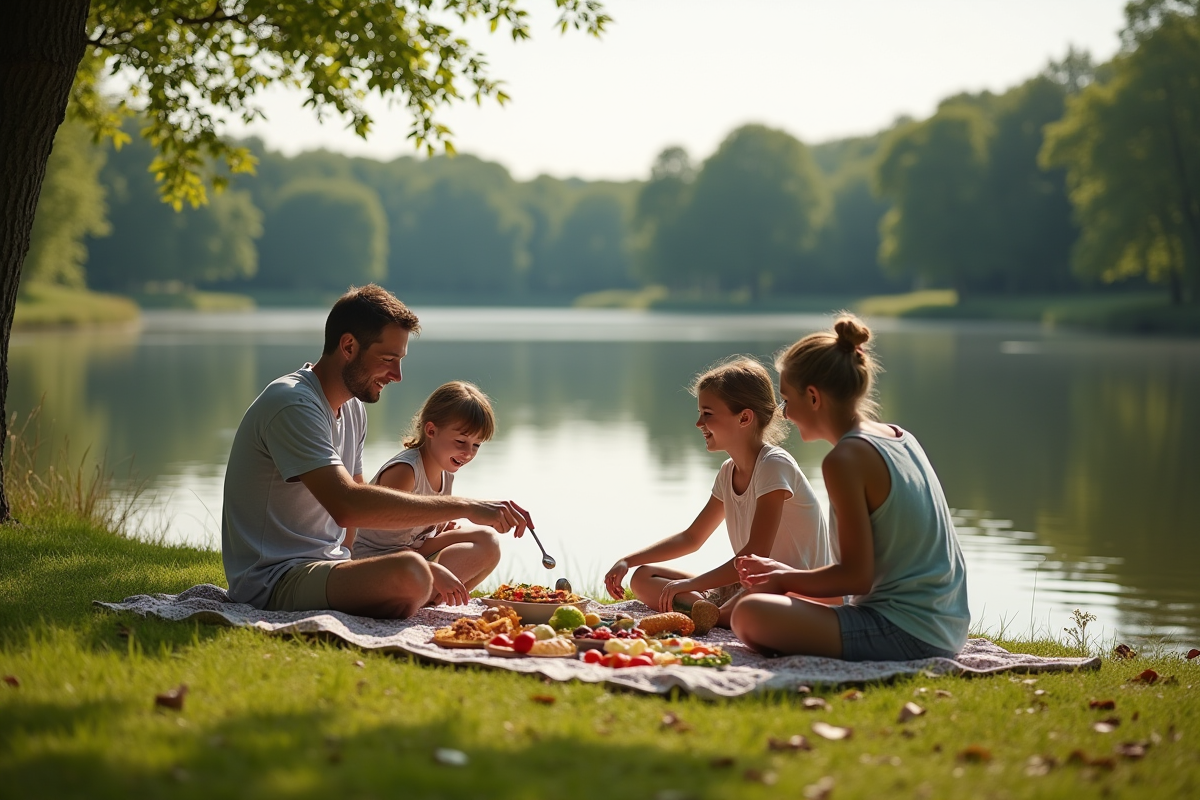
[75,1,609,208]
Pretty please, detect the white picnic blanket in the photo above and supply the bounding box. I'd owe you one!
[95,585,1100,699]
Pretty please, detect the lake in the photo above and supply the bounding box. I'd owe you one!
[10,307,1200,648]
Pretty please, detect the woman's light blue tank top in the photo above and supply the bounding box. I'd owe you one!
[831,426,970,653]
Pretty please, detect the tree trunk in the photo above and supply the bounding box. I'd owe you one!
[0,0,90,521]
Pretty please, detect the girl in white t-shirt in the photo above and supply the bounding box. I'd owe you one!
[604,357,832,635]
[350,381,502,604]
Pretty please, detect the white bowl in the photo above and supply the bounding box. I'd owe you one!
[480,597,590,625]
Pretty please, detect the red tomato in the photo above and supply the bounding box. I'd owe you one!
[611,652,632,669]
[512,631,537,654]
[690,647,712,656]
[489,634,514,648]
[628,655,654,668]
[582,649,603,664]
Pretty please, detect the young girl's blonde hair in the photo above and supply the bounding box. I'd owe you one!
[775,313,882,419]
[690,357,788,445]
[403,381,496,449]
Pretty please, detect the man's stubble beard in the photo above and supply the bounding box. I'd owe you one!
[342,352,381,404]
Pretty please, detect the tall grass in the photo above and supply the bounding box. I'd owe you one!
[4,402,143,533]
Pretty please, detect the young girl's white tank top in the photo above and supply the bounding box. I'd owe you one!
[350,448,454,558]
[833,426,970,653]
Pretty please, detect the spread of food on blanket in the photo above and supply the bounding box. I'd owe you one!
[431,585,731,668]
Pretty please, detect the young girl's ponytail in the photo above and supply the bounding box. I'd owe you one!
[777,313,882,419]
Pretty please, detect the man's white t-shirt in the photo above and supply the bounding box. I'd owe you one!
[711,444,832,571]
[221,366,366,607]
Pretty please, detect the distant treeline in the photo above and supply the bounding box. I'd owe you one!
[23,2,1200,304]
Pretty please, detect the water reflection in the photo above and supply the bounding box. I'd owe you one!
[8,310,1199,646]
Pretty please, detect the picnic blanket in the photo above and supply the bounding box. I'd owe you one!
[96,585,1100,699]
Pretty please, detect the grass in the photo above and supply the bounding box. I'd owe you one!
[13,284,139,330]
[130,289,255,312]
[2,514,1198,799]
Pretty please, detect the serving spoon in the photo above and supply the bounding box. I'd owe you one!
[528,527,557,570]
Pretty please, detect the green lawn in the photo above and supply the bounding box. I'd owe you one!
[13,285,140,329]
[2,514,1197,798]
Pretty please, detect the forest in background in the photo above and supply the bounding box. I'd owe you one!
[20,2,1200,310]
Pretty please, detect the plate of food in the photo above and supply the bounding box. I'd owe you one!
[431,606,521,649]
[482,583,590,625]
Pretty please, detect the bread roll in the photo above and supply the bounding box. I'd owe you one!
[638,612,695,637]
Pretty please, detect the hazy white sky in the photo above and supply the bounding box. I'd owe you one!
[220,0,1128,181]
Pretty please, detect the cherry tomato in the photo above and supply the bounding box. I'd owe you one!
[489,634,514,648]
[610,652,632,669]
[628,654,654,668]
[513,631,537,654]
[582,649,603,664]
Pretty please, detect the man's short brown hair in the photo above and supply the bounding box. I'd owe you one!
[323,284,420,355]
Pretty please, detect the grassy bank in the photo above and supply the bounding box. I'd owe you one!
[2,515,1197,799]
[13,285,140,330]
[131,289,255,312]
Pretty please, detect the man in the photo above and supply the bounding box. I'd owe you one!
[221,285,531,618]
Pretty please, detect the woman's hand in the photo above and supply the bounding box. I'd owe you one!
[658,578,695,613]
[604,559,630,601]
[735,555,795,595]
[428,563,470,607]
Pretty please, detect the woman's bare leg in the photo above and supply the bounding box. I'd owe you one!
[629,564,703,612]
[730,594,843,657]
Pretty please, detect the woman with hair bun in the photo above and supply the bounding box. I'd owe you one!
[731,315,970,660]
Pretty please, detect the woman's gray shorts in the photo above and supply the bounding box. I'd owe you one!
[833,604,957,661]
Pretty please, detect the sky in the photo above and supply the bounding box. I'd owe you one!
[218,0,1129,182]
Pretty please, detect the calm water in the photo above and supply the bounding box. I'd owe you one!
[10,308,1200,647]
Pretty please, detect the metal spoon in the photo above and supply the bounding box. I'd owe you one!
[528,527,556,570]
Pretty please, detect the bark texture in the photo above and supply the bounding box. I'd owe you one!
[0,0,91,520]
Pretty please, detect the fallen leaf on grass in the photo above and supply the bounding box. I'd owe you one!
[154,684,188,710]
[1068,750,1115,770]
[1092,717,1120,734]
[530,694,556,705]
[935,689,953,698]
[768,734,812,752]
[709,756,735,769]
[433,748,468,766]
[1130,668,1162,684]
[742,769,777,785]
[802,697,830,711]
[1114,741,1149,760]
[803,776,835,800]
[661,713,692,732]
[1113,643,1137,659]
[812,721,853,740]
[3,675,18,688]
[898,702,926,723]
[1089,699,1116,710]
[957,745,991,763]
[1187,649,1199,660]
[796,684,812,695]
[841,689,863,701]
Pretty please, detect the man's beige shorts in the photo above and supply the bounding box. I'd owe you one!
[266,560,341,612]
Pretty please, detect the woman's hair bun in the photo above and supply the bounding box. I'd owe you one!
[833,314,871,351]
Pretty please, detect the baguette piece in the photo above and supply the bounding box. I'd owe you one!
[638,612,695,637]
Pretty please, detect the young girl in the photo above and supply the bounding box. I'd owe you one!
[350,381,502,606]
[604,357,831,636]
[731,315,970,660]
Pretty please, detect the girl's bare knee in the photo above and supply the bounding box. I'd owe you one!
[387,552,433,617]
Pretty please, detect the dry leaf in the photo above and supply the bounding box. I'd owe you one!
[812,721,853,740]
[1092,718,1120,734]
[841,689,863,701]
[1131,669,1161,684]
[661,713,692,732]
[796,684,812,694]
[935,689,953,698]
[353,660,365,668]
[433,748,468,766]
[530,694,556,705]
[804,776,835,800]
[768,734,812,752]
[709,756,735,769]
[898,702,926,723]
[2,675,18,688]
[1089,699,1116,710]
[1068,750,1115,770]
[957,745,991,763]
[742,769,777,785]
[802,697,830,711]
[1113,643,1137,660]
[1186,649,1199,660]
[1114,742,1148,760]
[1021,678,1038,685]
[154,684,188,711]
